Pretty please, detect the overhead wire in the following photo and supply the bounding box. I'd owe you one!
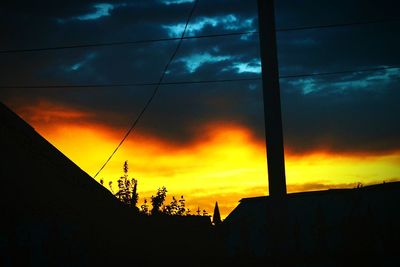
[93,0,199,179]
[0,31,257,54]
[279,65,400,79]
[0,77,261,89]
[1,65,398,89]
[0,18,399,54]
[277,18,400,32]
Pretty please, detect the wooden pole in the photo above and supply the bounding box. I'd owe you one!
[257,0,287,199]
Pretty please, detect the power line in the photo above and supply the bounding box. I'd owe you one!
[277,18,400,32]
[0,77,261,89]
[279,65,400,79]
[1,18,399,54]
[0,31,256,54]
[93,0,199,179]
[1,66,398,89]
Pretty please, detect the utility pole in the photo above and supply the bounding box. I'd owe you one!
[257,2,289,265]
[257,0,287,199]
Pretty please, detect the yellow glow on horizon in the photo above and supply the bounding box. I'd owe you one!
[39,122,269,216]
[14,99,400,219]
[286,152,400,186]
[31,120,400,219]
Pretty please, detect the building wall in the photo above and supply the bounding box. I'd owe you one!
[221,184,400,266]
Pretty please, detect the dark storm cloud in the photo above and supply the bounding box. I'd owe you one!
[274,0,400,28]
[280,67,400,154]
[0,0,399,154]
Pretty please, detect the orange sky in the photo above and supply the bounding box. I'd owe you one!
[15,101,400,219]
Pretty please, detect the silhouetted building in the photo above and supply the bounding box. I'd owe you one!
[0,102,214,267]
[221,183,400,266]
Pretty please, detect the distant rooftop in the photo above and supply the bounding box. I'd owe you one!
[239,181,400,203]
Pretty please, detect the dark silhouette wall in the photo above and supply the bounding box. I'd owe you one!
[0,102,216,267]
[221,183,400,266]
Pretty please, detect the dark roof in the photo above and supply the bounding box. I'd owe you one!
[239,182,400,203]
[225,181,400,225]
[0,101,126,217]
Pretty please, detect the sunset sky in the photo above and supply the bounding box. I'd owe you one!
[1,0,399,219]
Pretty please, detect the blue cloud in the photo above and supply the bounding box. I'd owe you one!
[232,61,261,74]
[162,15,254,37]
[178,52,231,73]
[287,78,318,95]
[332,68,400,91]
[76,3,114,21]
[70,62,82,71]
[160,0,195,5]
[65,53,97,72]
[286,67,400,95]
[222,59,261,74]
[57,3,115,23]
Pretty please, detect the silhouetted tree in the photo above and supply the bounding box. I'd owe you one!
[110,161,139,210]
[151,187,167,215]
[140,199,149,215]
[131,177,138,207]
[102,170,209,217]
[178,195,186,215]
[163,195,187,215]
[163,196,178,215]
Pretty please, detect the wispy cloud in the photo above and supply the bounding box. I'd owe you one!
[287,78,318,95]
[162,15,254,37]
[332,67,400,91]
[178,52,231,73]
[76,3,114,21]
[160,0,195,5]
[222,59,261,74]
[57,3,115,23]
[286,67,400,95]
[65,53,97,72]
[232,60,261,74]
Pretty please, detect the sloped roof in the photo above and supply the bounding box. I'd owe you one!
[0,101,126,218]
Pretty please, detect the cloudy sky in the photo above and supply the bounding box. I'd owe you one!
[1,0,399,218]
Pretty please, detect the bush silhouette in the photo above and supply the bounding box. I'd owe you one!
[109,161,138,210]
[103,161,209,217]
[150,186,167,215]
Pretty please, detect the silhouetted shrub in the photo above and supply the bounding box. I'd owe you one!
[163,196,186,215]
[102,161,210,217]
[150,186,167,215]
[109,161,138,210]
[140,199,149,215]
